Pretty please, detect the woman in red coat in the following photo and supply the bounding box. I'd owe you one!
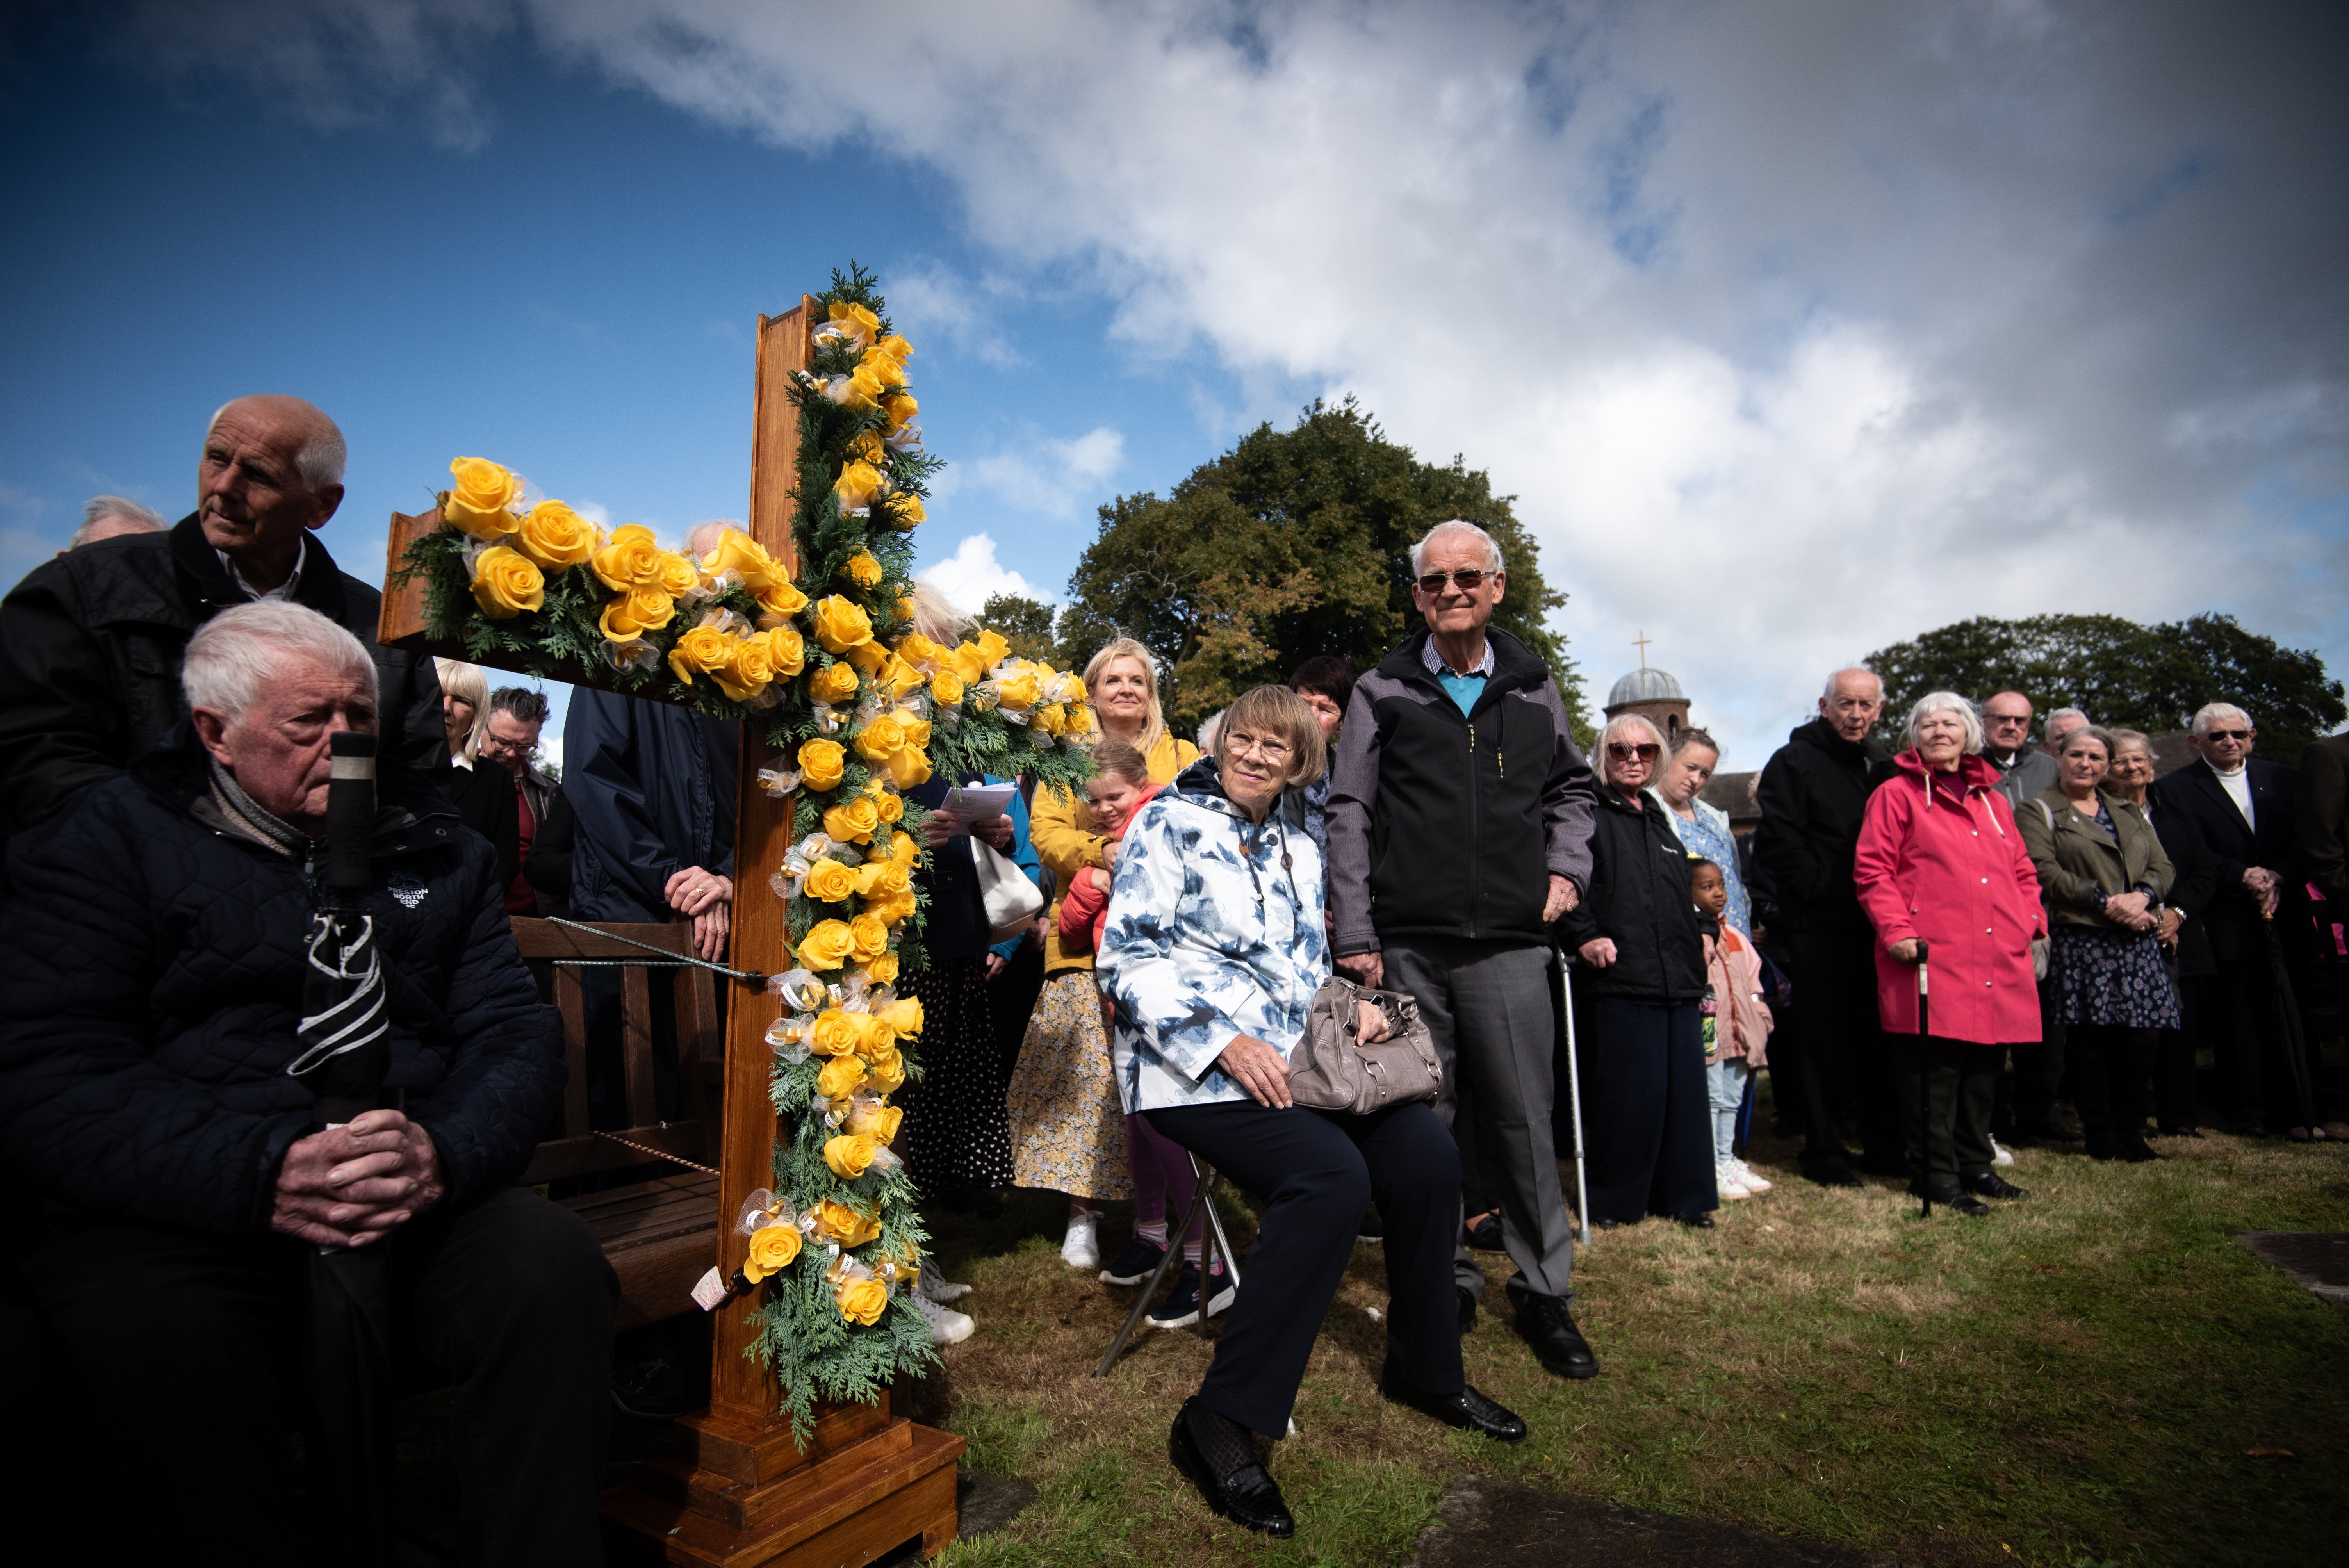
[1854,693,2045,1217]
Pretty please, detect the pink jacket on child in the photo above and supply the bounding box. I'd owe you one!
[1702,925,1773,1068]
[1054,783,1162,955]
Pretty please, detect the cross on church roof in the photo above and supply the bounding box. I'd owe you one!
[1633,629,1652,670]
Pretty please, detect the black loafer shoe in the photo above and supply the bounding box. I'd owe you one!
[1512,1292,1599,1380]
[1464,1211,1505,1251]
[1457,1285,1477,1335]
[1962,1171,2030,1200]
[1674,1212,1716,1230]
[1381,1361,1527,1441]
[1168,1402,1293,1538]
[1919,1183,1991,1217]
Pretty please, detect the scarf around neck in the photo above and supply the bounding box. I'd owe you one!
[209,758,312,859]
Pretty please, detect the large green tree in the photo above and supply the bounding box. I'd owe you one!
[1053,398,1586,736]
[1864,613,2344,764]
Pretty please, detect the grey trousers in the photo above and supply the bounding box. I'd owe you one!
[1384,936,1576,1303]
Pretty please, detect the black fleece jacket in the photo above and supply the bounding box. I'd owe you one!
[1327,627,1595,953]
[0,514,443,844]
[1749,717,1892,933]
[1554,786,1709,1002]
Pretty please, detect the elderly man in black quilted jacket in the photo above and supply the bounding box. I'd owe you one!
[0,602,614,1566]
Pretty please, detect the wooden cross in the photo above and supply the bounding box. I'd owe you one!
[381,297,962,1564]
[1633,629,1652,670]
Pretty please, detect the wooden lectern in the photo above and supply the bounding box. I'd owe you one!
[381,296,964,1565]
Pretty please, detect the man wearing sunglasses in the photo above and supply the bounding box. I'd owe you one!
[2153,704,2314,1136]
[1326,519,1600,1382]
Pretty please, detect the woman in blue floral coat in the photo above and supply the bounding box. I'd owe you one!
[1098,686,1526,1540]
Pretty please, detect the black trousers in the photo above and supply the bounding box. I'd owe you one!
[19,1186,617,1567]
[2069,1025,2156,1151]
[1772,927,1897,1169]
[2006,976,2070,1139]
[1147,1097,1461,1438]
[1895,1037,2004,1187]
[1574,995,1717,1223]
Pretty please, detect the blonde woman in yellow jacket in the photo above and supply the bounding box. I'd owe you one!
[1009,638,1200,1281]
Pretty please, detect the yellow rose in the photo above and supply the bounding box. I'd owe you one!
[823,1132,879,1180]
[812,1198,882,1248]
[469,545,544,619]
[1066,703,1095,738]
[760,623,806,677]
[829,299,882,341]
[884,747,932,790]
[844,639,891,675]
[757,578,810,619]
[444,457,525,537]
[806,1009,864,1057]
[834,461,884,513]
[836,1276,889,1326]
[901,717,932,748]
[743,1223,801,1283]
[866,1046,907,1094]
[848,431,885,466]
[929,669,966,707]
[808,659,861,706]
[850,861,889,898]
[883,392,918,431]
[797,738,846,791]
[995,669,1041,710]
[848,1100,903,1144]
[885,494,925,530]
[815,1053,867,1101]
[667,624,733,688]
[823,795,881,845]
[875,334,912,366]
[599,587,676,640]
[975,629,1010,666]
[875,997,925,1041]
[711,636,775,704]
[590,524,664,592]
[863,952,901,987]
[854,714,908,763]
[873,657,925,702]
[890,833,921,868]
[797,918,855,971]
[863,887,918,927]
[845,552,884,589]
[1034,702,1067,737]
[655,551,699,598]
[701,527,776,586]
[812,596,873,655]
[848,914,889,963]
[803,858,858,904]
[866,857,912,895]
[872,789,904,826]
[848,358,893,408]
[948,641,991,686]
[507,499,599,570]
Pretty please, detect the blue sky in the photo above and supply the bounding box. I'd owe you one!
[5,2,2344,768]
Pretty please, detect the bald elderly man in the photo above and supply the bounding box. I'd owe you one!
[0,395,443,843]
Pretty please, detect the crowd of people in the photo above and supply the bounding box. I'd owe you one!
[0,394,2342,1554]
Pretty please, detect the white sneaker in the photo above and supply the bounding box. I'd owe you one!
[1716,1163,1751,1200]
[916,1264,973,1304]
[1730,1158,1773,1194]
[1060,1212,1101,1271]
[916,1295,974,1346]
[1991,1138,2015,1168]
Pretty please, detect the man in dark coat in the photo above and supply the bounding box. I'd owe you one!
[0,602,611,1565]
[1750,667,1894,1185]
[2297,729,2349,906]
[2153,702,2314,1134]
[2142,777,2221,1134]
[0,395,442,846]
[1328,520,1599,1380]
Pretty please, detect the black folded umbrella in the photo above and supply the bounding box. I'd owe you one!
[286,731,396,1566]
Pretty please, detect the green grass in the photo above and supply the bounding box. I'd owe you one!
[920,1108,2349,1568]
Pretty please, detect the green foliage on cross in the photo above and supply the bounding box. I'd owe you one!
[1043,397,1588,737]
[1864,612,2344,764]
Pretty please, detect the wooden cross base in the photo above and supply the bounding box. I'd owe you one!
[601,1395,965,1566]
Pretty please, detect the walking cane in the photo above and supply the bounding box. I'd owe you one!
[1556,955,1593,1247]
[1913,939,1932,1220]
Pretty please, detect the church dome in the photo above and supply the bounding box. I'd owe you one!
[1606,667,1686,709]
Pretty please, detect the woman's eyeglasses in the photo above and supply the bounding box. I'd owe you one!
[1414,569,1491,594]
[1224,732,1293,763]
[1606,742,1660,761]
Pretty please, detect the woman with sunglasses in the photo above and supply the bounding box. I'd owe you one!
[1555,714,1719,1229]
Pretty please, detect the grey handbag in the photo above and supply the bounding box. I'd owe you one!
[971,836,1045,944]
[1289,975,1444,1114]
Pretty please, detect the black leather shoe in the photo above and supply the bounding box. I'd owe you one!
[1808,1164,1864,1189]
[1464,1211,1504,1251]
[1168,1401,1293,1538]
[1962,1171,2030,1200]
[1674,1212,1716,1229]
[1919,1183,1991,1217]
[1512,1292,1599,1380]
[1457,1285,1477,1335]
[1381,1361,1527,1441]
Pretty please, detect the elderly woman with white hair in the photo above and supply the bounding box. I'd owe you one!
[1854,693,2045,1217]
[1555,713,1718,1229]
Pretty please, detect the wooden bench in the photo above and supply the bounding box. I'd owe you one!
[513,916,727,1331]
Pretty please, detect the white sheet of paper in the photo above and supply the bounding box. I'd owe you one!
[942,782,1018,821]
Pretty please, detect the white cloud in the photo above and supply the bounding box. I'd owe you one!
[918,533,1052,615]
[884,258,1027,369]
[149,1,2349,763]
[940,426,1125,520]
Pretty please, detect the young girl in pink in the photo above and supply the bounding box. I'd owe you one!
[1694,858,1775,1200]
[1054,748,1160,956]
